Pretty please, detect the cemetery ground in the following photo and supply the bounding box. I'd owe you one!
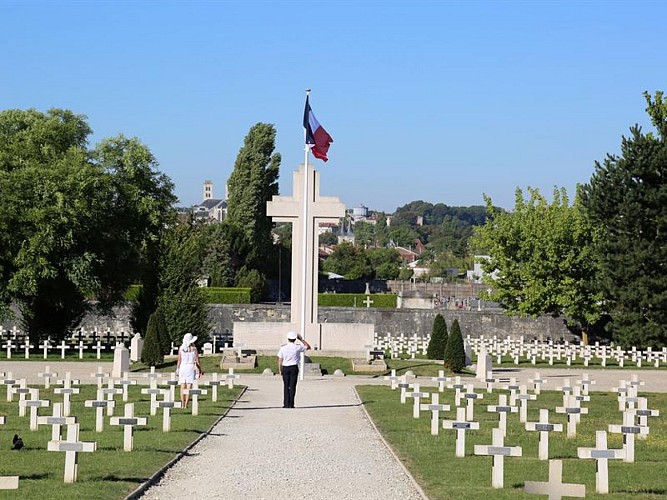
[356,384,667,499]
[0,377,243,499]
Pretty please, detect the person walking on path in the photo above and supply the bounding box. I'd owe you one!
[277,330,310,408]
[176,333,203,409]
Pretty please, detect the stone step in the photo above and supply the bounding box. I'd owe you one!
[301,362,322,377]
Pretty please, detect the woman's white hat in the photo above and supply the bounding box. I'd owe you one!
[287,331,298,340]
[182,332,198,346]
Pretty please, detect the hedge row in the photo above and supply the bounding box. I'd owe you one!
[124,286,251,304]
[200,287,251,304]
[125,286,394,307]
[318,293,397,308]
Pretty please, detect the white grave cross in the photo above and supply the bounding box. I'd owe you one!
[608,410,648,463]
[110,403,147,452]
[474,427,523,489]
[47,423,96,483]
[577,430,625,494]
[524,459,586,499]
[525,409,563,460]
[419,393,450,436]
[442,407,480,458]
[37,402,76,441]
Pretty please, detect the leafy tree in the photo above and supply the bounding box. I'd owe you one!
[398,268,414,281]
[580,91,667,348]
[0,109,175,341]
[444,318,465,372]
[367,248,401,280]
[427,313,448,359]
[472,187,603,344]
[199,222,246,287]
[226,123,280,273]
[375,212,390,247]
[319,231,338,246]
[236,266,266,303]
[353,220,376,248]
[141,310,164,366]
[322,241,373,280]
[387,225,420,248]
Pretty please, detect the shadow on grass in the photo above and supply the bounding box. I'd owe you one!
[22,473,52,480]
[101,475,147,483]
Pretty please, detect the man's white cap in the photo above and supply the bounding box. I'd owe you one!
[287,331,298,340]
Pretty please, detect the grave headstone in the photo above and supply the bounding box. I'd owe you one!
[130,333,143,362]
[112,344,130,378]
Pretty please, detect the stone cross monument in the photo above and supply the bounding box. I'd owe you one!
[267,163,345,339]
[232,162,374,355]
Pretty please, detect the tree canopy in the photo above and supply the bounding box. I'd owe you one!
[472,187,603,343]
[0,108,176,341]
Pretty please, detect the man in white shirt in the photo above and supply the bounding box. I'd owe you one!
[277,331,311,408]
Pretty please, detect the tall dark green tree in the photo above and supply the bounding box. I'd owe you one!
[0,109,175,341]
[580,91,667,348]
[157,221,210,345]
[226,123,280,275]
[444,319,466,372]
[141,310,164,366]
[427,313,448,359]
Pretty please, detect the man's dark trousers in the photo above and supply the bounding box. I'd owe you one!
[282,364,299,408]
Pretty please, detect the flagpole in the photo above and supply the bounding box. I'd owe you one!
[299,89,311,380]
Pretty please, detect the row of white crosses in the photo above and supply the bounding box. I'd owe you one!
[374,333,430,359]
[467,334,667,368]
[388,369,660,494]
[0,365,241,485]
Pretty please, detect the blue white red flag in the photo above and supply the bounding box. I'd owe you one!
[303,95,333,162]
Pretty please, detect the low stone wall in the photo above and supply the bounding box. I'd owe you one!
[3,303,578,344]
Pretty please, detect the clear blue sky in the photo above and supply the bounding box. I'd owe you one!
[2,0,665,212]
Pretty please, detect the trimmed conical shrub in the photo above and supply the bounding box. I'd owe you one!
[426,313,448,360]
[444,318,465,372]
[152,306,171,356]
[141,310,164,366]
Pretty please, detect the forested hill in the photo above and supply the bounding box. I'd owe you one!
[391,200,490,227]
[384,201,501,258]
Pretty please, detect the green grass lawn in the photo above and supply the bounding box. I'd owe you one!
[356,385,667,499]
[0,383,243,499]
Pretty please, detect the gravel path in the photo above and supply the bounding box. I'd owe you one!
[141,375,426,500]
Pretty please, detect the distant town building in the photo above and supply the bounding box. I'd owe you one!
[191,180,227,223]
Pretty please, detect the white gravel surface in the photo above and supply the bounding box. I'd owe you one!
[140,375,426,500]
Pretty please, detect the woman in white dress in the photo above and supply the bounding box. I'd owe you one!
[176,333,203,409]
